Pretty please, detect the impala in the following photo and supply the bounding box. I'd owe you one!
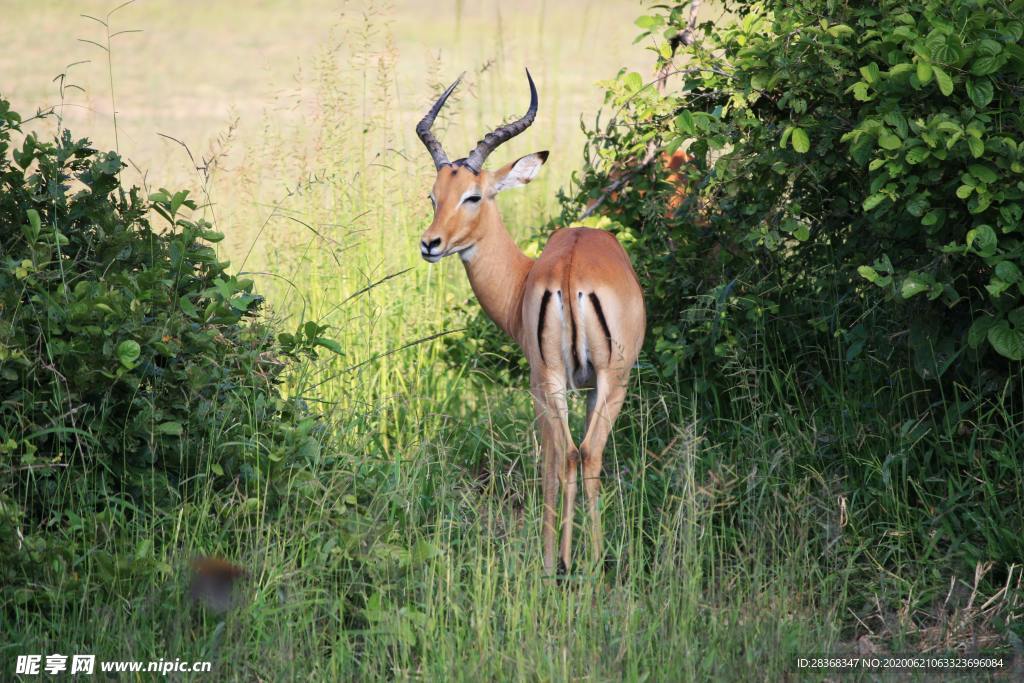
[416,70,646,573]
[581,148,697,219]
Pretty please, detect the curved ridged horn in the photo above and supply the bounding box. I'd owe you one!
[464,68,538,173]
[416,74,463,169]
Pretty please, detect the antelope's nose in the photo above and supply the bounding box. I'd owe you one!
[420,237,442,260]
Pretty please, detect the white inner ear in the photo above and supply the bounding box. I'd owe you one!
[493,154,545,193]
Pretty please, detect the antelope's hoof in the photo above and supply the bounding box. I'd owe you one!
[557,558,569,577]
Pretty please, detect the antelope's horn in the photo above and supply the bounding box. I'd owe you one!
[416,74,463,169]
[463,68,538,173]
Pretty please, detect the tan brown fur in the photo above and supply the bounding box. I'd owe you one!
[421,160,645,573]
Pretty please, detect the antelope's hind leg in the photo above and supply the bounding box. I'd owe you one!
[579,369,629,568]
[531,370,577,575]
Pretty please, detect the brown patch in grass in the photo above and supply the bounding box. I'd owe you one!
[848,562,1022,658]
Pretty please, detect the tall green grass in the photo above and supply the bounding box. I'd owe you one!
[4,3,1020,681]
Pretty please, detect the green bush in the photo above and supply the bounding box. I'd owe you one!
[0,100,324,605]
[562,0,1024,393]
[549,1,1024,578]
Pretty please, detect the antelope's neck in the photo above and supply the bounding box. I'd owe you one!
[461,209,533,346]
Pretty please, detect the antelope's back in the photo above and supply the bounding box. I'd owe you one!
[523,227,645,385]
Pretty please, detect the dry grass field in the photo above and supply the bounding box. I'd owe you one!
[3,1,651,203]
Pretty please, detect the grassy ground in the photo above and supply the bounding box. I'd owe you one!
[2,1,1020,680]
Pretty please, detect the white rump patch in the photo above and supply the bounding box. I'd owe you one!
[575,291,589,384]
[554,291,574,388]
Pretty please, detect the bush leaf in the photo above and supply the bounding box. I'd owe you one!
[156,422,183,437]
[791,127,810,153]
[988,321,1024,360]
[116,340,141,369]
[932,66,954,96]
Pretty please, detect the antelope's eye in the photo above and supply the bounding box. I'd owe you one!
[463,195,481,204]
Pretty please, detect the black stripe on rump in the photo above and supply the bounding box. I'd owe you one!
[569,294,580,373]
[588,292,612,356]
[537,290,551,364]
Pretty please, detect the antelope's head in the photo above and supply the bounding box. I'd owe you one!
[416,70,548,263]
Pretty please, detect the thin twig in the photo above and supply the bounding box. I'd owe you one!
[656,0,703,94]
[578,142,660,220]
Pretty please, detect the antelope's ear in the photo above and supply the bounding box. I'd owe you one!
[491,151,549,194]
